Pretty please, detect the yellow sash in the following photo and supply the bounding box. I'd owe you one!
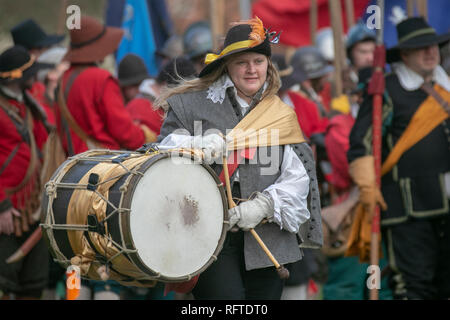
[226,95,306,150]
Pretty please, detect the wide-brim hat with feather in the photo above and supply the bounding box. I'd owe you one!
[387,16,450,63]
[199,17,280,78]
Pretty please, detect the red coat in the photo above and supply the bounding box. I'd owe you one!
[56,66,146,155]
[0,97,48,210]
[288,91,328,139]
[126,97,164,135]
[324,113,355,191]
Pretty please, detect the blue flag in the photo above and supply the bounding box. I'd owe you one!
[361,0,450,49]
[115,0,158,76]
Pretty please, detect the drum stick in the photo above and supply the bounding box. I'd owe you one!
[222,156,290,280]
[6,228,42,264]
[222,155,236,209]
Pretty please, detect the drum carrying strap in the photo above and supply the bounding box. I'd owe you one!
[56,67,103,156]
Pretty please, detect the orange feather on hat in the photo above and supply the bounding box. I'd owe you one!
[230,16,266,47]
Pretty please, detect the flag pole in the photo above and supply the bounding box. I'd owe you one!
[367,0,385,301]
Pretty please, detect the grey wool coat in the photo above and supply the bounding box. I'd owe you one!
[157,88,323,270]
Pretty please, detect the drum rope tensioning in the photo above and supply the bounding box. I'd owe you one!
[41,148,228,287]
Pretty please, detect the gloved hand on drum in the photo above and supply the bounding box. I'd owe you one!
[228,192,274,231]
[193,133,226,164]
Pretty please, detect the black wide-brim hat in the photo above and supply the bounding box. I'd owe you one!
[198,17,274,78]
[387,17,450,63]
[0,45,53,85]
[11,19,65,50]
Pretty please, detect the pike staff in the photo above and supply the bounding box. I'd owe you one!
[366,0,385,301]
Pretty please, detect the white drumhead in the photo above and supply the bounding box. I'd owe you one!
[129,156,224,279]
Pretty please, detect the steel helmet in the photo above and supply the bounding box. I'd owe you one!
[315,27,335,62]
[291,46,334,80]
[183,21,213,59]
[346,21,376,51]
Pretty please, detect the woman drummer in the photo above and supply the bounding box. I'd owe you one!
[156,17,321,300]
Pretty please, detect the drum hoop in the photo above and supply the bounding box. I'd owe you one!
[120,151,229,282]
[40,153,83,268]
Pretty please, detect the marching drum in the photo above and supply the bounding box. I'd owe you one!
[41,149,227,286]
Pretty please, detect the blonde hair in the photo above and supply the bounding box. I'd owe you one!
[155,53,281,112]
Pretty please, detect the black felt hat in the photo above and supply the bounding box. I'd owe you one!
[198,17,275,78]
[11,19,65,50]
[157,56,197,85]
[118,53,150,87]
[0,45,53,84]
[387,17,450,63]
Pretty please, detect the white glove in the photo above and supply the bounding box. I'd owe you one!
[228,192,274,231]
[193,134,226,164]
[0,207,21,235]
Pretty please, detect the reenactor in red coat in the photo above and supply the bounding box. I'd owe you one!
[0,45,51,299]
[56,16,156,156]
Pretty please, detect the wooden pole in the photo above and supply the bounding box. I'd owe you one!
[210,0,225,52]
[417,0,428,20]
[239,0,252,20]
[368,0,386,301]
[345,0,355,29]
[57,0,68,34]
[407,0,415,17]
[310,0,318,45]
[329,0,345,97]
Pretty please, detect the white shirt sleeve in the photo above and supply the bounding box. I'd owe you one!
[158,133,194,149]
[160,135,310,233]
[263,145,310,233]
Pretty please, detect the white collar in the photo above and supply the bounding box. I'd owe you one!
[281,92,294,109]
[138,78,158,99]
[392,62,450,91]
[206,74,236,104]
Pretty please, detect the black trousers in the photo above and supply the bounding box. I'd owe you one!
[0,224,49,298]
[192,230,285,300]
[383,212,450,299]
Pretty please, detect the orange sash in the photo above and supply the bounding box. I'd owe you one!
[381,84,449,176]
